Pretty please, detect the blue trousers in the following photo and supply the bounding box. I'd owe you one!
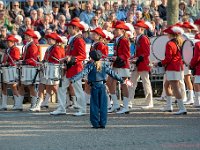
[90,83,107,128]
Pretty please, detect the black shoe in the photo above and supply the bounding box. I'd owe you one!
[92,126,99,129]
[99,126,105,129]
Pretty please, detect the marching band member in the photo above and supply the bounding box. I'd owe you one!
[157,25,187,115]
[130,20,153,109]
[50,18,87,116]
[108,21,131,114]
[30,33,65,112]
[0,35,21,110]
[70,50,124,128]
[190,34,200,107]
[180,21,195,105]
[18,29,40,109]
[190,19,200,107]
[102,30,114,109]
[84,27,108,105]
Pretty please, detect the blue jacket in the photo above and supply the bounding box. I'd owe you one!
[70,62,124,84]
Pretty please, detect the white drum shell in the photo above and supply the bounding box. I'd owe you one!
[43,63,62,80]
[21,65,40,84]
[2,67,18,83]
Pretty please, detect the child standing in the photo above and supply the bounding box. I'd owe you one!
[70,50,124,128]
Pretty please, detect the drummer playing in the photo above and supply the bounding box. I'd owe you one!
[18,29,40,110]
[0,35,21,111]
[30,33,66,112]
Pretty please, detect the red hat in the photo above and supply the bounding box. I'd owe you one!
[181,22,195,29]
[45,32,62,43]
[112,21,130,31]
[163,26,184,35]
[90,27,106,38]
[5,35,19,43]
[134,20,149,29]
[195,34,200,40]
[194,19,200,26]
[65,18,84,30]
[24,29,38,39]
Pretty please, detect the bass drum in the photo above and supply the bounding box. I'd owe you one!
[150,36,158,62]
[182,39,200,66]
[152,35,169,61]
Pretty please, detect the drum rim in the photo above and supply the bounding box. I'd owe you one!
[182,39,194,66]
[152,35,168,61]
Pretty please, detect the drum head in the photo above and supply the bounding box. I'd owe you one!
[152,35,169,61]
[182,40,194,65]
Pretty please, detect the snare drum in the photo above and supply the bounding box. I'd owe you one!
[43,63,63,81]
[21,65,40,84]
[2,66,18,83]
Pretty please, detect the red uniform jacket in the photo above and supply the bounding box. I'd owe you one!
[65,36,86,78]
[190,41,200,75]
[113,37,130,69]
[44,45,65,64]
[161,40,183,71]
[2,46,20,66]
[90,42,108,58]
[135,35,150,72]
[22,42,40,66]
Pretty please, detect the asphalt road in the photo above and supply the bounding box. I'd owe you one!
[0,98,200,150]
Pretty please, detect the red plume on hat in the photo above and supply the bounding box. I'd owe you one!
[90,27,106,38]
[24,29,38,39]
[65,18,85,30]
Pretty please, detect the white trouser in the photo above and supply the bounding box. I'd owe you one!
[129,70,153,102]
[72,79,86,112]
[57,77,86,112]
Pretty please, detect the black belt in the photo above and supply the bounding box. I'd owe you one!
[88,80,106,85]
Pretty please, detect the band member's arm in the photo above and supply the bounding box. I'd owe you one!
[70,63,94,83]
[190,43,200,68]
[161,42,174,66]
[73,38,86,62]
[25,44,39,66]
[139,36,150,58]
[9,47,20,65]
[117,38,130,60]
[105,64,124,83]
[51,47,65,63]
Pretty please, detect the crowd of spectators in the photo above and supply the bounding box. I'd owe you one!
[0,0,199,45]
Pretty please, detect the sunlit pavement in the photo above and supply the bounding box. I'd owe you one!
[0,98,200,150]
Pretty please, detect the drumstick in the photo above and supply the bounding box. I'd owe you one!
[51,56,60,62]
[30,58,42,65]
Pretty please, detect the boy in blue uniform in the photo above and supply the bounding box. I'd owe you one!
[70,50,124,128]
